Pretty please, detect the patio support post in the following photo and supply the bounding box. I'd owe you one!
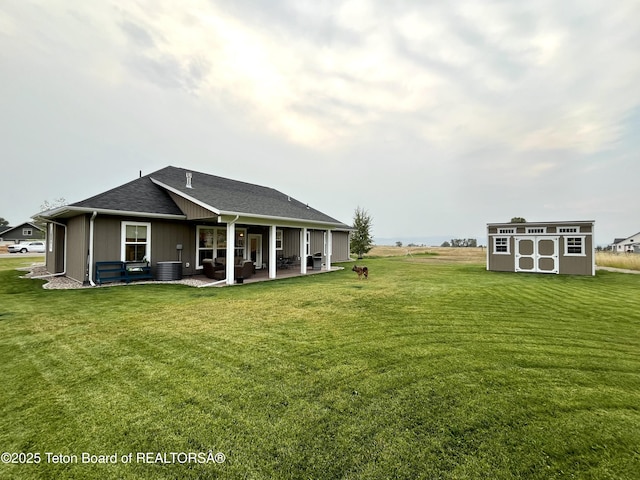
[300,227,307,275]
[326,229,332,271]
[226,222,235,285]
[269,225,277,279]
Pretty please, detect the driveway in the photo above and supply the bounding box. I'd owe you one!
[0,253,45,259]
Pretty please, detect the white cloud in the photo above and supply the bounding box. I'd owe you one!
[56,0,630,158]
[1,0,639,244]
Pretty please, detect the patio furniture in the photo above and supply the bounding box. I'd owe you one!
[202,258,224,279]
[95,261,153,285]
[235,260,254,283]
[210,259,254,282]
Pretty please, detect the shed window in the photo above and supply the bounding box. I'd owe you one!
[559,227,579,233]
[498,228,515,234]
[122,222,151,262]
[565,237,585,256]
[23,228,33,236]
[494,237,509,254]
[526,227,546,234]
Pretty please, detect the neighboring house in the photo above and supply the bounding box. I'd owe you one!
[35,166,352,285]
[486,220,595,276]
[0,222,45,245]
[611,232,640,253]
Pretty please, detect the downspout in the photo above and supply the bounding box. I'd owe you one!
[87,211,97,286]
[31,219,68,279]
[197,279,228,288]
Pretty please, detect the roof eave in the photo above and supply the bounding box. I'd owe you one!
[34,206,187,221]
[217,211,349,229]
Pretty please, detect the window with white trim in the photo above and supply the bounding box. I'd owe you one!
[196,226,246,268]
[122,222,151,262]
[526,227,546,234]
[565,236,585,256]
[48,223,53,252]
[498,228,515,234]
[235,230,246,258]
[559,227,579,233]
[494,237,510,254]
[276,230,283,250]
[23,228,33,236]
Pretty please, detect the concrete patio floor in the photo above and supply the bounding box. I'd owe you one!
[194,265,344,287]
[23,263,346,289]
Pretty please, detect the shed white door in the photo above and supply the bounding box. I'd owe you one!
[515,236,559,274]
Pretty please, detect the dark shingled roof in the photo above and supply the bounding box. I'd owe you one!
[71,166,348,227]
[71,174,184,216]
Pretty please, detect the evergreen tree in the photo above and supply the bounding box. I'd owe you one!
[350,207,373,259]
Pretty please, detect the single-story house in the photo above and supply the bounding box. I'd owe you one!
[486,220,595,276]
[35,166,352,285]
[0,222,45,245]
[611,232,640,253]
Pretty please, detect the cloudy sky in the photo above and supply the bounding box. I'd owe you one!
[2,0,638,245]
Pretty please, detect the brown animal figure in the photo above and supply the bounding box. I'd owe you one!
[352,265,369,279]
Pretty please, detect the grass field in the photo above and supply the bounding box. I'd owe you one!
[1,253,639,479]
[595,251,640,271]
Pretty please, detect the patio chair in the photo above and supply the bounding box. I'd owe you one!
[202,258,224,279]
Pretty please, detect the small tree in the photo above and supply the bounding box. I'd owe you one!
[0,217,9,228]
[395,241,403,247]
[350,206,374,259]
[34,197,66,229]
[510,217,527,223]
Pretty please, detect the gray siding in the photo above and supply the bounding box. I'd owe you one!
[66,215,89,283]
[45,223,65,274]
[281,229,301,258]
[558,235,594,275]
[331,231,351,262]
[167,192,216,220]
[93,217,121,263]
[277,228,350,263]
[151,221,195,276]
[91,217,197,280]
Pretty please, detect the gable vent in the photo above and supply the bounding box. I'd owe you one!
[186,172,193,189]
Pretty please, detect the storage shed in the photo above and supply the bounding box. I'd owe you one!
[486,220,595,276]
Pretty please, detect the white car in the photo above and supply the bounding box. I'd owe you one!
[8,241,46,253]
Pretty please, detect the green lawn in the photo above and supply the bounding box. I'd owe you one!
[1,255,639,479]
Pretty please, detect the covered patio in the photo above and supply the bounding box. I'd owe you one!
[195,263,345,287]
[28,263,346,290]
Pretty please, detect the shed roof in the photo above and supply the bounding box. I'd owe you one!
[487,220,595,227]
